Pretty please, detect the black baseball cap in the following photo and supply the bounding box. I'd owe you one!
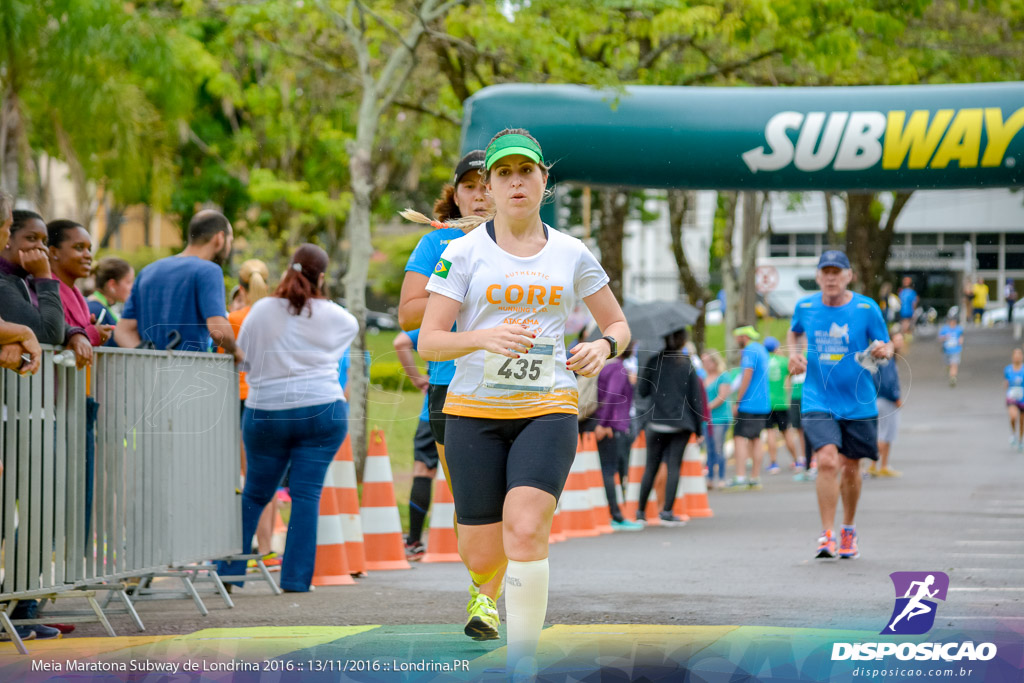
[818,249,851,270]
[453,150,486,185]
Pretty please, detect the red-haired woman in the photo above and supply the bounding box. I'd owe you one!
[218,244,357,592]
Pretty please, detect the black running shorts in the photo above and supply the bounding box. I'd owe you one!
[444,413,579,525]
[427,384,449,445]
[802,412,878,461]
[412,419,439,470]
[734,412,768,440]
[788,402,802,430]
[766,409,790,432]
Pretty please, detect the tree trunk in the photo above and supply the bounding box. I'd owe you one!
[667,189,709,351]
[719,191,740,364]
[824,191,839,248]
[739,191,761,324]
[845,191,913,300]
[597,189,628,302]
[344,90,378,479]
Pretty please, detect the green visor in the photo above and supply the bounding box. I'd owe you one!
[485,133,544,170]
[732,325,761,340]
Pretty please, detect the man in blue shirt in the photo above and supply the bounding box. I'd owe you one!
[788,250,893,560]
[731,324,770,490]
[115,210,241,363]
[897,276,918,335]
[937,315,964,387]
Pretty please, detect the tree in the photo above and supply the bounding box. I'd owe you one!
[667,190,711,351]
[845,192,913,299]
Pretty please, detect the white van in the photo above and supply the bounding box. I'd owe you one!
[761,265,820,316]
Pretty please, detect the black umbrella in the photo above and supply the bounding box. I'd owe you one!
[621,300,700,345]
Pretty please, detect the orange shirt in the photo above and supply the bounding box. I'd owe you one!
[228,306,251,399]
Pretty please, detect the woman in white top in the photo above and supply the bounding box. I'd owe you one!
[217,244,357,592]
[420,128,630,675]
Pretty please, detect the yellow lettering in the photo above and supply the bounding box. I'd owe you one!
[931,108,982,169]
[981,106,1024,167]
[882,109,954,169]
[506,285,524,304]
[486,284,501,304]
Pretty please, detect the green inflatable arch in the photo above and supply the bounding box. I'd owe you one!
[460,82,1024,191]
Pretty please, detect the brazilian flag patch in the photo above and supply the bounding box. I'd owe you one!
[434,258,452,279]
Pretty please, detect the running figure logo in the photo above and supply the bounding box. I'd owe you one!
[881,572,950,635]
[828,322,850,343]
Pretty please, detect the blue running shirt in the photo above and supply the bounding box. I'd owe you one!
[738,341,771,414]
[405,227,464,386]
[899,288,917,317]
[1005,364,1024,402]
[790,292,890,419]
[940,324,964,355]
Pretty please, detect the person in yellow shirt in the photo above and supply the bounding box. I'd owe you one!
[972,278,989,324]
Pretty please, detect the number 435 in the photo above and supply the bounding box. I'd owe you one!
[498,357,542,381]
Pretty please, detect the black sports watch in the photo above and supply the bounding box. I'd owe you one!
[601,335,618,359]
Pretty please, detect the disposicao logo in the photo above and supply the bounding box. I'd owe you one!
[882,571,948,635]
[831,571,998,663]
[743,107,1024,173]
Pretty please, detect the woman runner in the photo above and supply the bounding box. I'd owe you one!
[419,128,630,677]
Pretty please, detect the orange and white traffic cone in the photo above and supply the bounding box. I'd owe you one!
[312,482,355,587]
[621,432,646,522]
[549,501,566,544]
[360,430,411,571]
[421,466,461,563]
[559,436,599,538]
[333,436,367,575]
[681,434,713,518]
[581,432,612,534]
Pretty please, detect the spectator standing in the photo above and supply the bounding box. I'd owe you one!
[218,244,358,592]
[0,211,66,347]
[593,342,642,530]
[636,329,705,525]
[114,210,241,363]
[227,259,278,563]
[701,350,733,491]
[87,257,134,347]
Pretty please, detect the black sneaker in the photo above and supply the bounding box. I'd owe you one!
[635,510,647,525]
[658,511,686,527]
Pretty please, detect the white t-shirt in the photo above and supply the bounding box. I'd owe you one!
[239,297,359,410]
[426,224,609,419]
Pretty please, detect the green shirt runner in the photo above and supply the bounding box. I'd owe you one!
[767,353,790,411]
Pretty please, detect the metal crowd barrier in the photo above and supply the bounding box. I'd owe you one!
[1,346,241,652]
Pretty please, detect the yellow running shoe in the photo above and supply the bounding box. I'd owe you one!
[464,594,500,641]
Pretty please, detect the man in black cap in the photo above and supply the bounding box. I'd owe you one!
[787,250,893,560]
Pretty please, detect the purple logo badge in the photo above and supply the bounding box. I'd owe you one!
[881,572,949,635]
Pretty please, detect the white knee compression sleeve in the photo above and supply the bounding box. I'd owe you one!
[504,558,549,673]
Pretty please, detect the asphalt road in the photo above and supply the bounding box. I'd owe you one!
[75,325,1024,638]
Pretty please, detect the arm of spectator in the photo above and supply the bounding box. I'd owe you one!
[66,332,93,369]
[398,272,430,331]
[207,316,243,364]
[33,278,66,345]
[636,354,657,399]
[115,317,142,348]
[690,365,707,436]
[393,332,428,392]
[735,367,753,404]
[707,380,730,411]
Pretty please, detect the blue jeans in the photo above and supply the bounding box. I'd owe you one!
[707,424,728,481]
[218,400,347,592]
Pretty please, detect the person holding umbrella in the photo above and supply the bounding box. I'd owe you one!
[635,327,705,525]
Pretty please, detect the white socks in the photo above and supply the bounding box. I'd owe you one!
[504,558,549,673]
